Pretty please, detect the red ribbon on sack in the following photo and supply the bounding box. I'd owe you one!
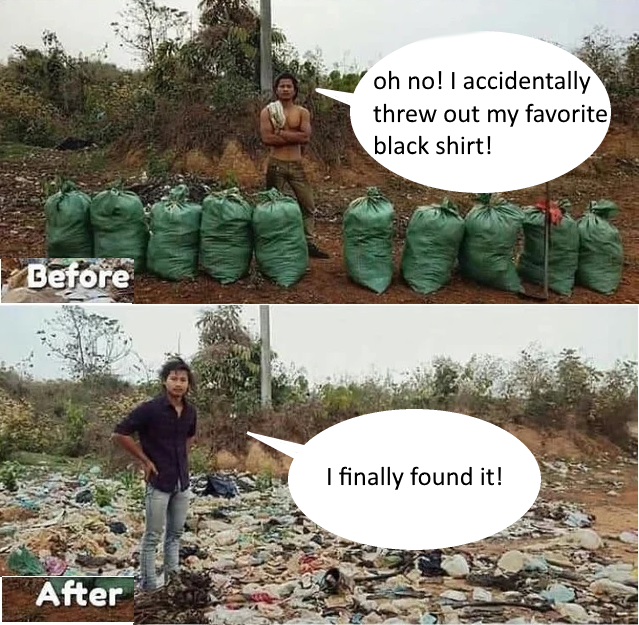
[535,199,563,225]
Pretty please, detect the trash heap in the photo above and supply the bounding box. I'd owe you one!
[0,460,636,624]
[1,258,134,303]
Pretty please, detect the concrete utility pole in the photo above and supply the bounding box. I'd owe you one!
[260,305,272,407]
[260,0,273,95]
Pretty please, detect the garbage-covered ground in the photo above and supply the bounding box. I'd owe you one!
[1,258,135,303]
[0,125,638,304]
[0,439,636,624]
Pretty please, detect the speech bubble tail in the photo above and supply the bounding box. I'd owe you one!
[315,88,354,106]
[247,431,304,458]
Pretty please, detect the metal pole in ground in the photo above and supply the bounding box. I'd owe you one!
[543,182,551,300]
[260,304,272,407]
[260,0,273,95]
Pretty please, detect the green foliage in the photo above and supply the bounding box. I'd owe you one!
[63,399,87,457]
[222,169,240,189]
[255,467,273,491]
[431,356,461,409]
[192,306,262,416]
[574,28,639,123]
[0,461,24,491]
[147,146,174,178]
[0,79,61,145]
[94,483,114,507]
[0,18,635,154]
[117,468,145,503]
[189,445,210,474]
[118,468,138,490]
[325,69,366,93]
[198,0,287,85]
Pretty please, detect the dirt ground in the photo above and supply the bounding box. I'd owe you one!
[1,577,134,622]
[0,125,637,303]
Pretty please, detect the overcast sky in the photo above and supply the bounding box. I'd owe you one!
[0,305,635,385]
[0,0,636,70]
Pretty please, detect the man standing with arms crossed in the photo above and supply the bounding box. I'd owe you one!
[260,72,330,259]
[112,357,197,593]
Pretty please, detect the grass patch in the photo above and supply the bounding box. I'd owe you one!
[0,142,47,161]
[10,450,105,474]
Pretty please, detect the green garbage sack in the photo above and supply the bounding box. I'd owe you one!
[49,576,96,594]
[200,188,253,283]
[401,197,465,294]
[147,184,202,280]
[7,546,45,575]
[518,199,580,296]
[343,187,395,294]
[459,193,524,293]
[90,188,148,271]
[576,200,623,294]
[45,180,93,257]
[94,576,135,599]
[253,189,308,287]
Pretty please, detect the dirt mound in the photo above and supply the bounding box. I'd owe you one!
[505,425,625,460]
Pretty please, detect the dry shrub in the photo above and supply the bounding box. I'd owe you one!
[244,441,289,477]
[214,449,240,470]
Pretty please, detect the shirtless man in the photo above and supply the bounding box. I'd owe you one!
[260,72,329,258]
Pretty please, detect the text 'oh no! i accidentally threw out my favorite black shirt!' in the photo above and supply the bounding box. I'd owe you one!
[114,394,197,493]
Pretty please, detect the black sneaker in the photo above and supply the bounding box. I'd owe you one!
[308,242,330,259]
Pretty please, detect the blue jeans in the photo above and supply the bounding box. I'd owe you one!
[140,480,190,590]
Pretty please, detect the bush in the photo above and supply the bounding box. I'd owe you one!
[0,80,61,145]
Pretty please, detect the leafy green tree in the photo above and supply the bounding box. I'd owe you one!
[554,349,600,425]
[431,356,460,409]
[197,0,286,84]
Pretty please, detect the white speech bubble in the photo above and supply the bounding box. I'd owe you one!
[316,32,611,193]
[248,409,541,550]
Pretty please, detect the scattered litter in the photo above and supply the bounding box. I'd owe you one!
[619,530,637,544]
[540,583,575,604]
[0,462,636,624]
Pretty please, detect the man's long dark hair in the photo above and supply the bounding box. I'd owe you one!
[160,357,195,391]
[273,72,299,99]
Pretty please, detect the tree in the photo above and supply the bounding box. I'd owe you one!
[554,348,600,424]
[191,305,305,417]
[37,307,133,382]
[191,306,261,416]
[431,356,460,409]
[111,0,191,67]
[197,0,286,84]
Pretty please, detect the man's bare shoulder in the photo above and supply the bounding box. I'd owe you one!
[295,105,310,115]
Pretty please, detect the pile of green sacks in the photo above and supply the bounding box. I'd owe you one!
[45,182,309,287]
[517,198,623,296]
[44,180,625,295]
[45,180,148,271]
[400,193,623,297]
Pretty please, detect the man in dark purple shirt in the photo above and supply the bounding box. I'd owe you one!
[112,357,197,592]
